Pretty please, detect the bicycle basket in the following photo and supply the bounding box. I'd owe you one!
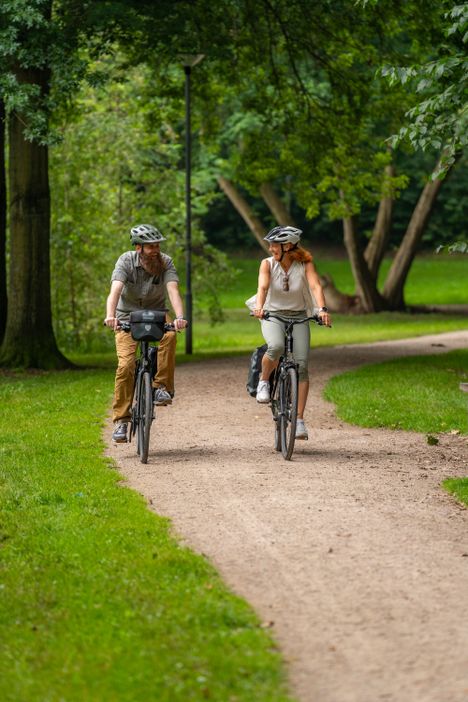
[129,310,166,342]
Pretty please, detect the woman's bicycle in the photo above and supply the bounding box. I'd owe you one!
[118,311,175,464]
[264,312,324,461]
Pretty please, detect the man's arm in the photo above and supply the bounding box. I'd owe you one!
[104,280,124,329]
[166,281,188,331]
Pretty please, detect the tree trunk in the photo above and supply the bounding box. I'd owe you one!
[259,182,296,225]
[0,68,70,369]
[342,215,384,312]
[217,176,269,253]
[382,157,454,310]
[0,101,7,343]
[364,164,395,280]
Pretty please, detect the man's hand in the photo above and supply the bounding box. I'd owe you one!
[104,316,119,330]
[173,317,188,331]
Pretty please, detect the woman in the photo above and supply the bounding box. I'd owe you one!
[252,225,331,440]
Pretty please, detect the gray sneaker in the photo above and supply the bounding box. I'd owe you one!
[112,422,128,443]
[153,386,172,406]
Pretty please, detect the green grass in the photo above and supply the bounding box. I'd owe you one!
[324,350,468,506]
[0,370,295,702]
[222,252,468,307]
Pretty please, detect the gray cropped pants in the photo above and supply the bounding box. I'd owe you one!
[260,310,310,381]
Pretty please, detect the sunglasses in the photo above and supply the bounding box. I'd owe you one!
[282,273,289,292]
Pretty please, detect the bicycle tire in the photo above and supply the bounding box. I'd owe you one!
[137,371,153,464]
[280,367,298,460]
[270,370,282,452]
[129,359,141,445]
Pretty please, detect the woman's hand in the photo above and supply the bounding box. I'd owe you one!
[252,307,265,319]
[319,311,332,327]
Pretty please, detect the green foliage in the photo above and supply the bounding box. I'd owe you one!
[50,57,236,351]
[324,350,468,434]
[382,3,468,175]
[0,369,294,701]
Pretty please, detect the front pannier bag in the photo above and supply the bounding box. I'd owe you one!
[246,343,268,397]
[129,310,166,342]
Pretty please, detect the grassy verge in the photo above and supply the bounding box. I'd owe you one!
[222,253,468,307]
[0,370,294,702]
[324,349,468,506]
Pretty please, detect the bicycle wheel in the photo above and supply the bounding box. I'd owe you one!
[137,371,153,464]
[129,363,140,445]
[270,370,282,452]
[280,367,298,460]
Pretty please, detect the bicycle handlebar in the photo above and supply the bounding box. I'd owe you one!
[117,321,177,333]
[262,311,328,327]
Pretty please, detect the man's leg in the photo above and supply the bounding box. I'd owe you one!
[112,330,138,424]
[154,330,177,395]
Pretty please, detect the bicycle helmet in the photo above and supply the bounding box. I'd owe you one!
[264,225,302,245]
[130,224,166,245]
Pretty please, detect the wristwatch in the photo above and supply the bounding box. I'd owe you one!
[318,306,329,313]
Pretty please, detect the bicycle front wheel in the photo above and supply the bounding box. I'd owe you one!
[270,370,282,452]
[280,367,298,460]
[137,371,153,464]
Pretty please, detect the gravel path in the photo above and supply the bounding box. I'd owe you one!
[106,331,468,702]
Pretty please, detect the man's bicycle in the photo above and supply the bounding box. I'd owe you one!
[119,310,175,464]
[264,312,324,461]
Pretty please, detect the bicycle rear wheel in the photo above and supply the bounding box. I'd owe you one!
[280,367,298,460]
[137,371,153,464]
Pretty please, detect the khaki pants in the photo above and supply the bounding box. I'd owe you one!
[112,328,177,424]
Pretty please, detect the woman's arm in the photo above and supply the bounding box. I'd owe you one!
[305,261,332,325]
[253,259,271,318]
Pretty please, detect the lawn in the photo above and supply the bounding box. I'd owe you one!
[219,252,468,307]
[0,370,294,702]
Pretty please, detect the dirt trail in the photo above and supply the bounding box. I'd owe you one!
[106,331,468,702]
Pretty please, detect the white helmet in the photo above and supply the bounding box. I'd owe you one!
[264,226,302,245]
[130,224,166,245]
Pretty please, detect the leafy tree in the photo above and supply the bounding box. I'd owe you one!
[50,58,233,351]
[198,0,465,311]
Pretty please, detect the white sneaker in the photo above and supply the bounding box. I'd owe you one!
[295,419,308,440]
[256,380,270,403]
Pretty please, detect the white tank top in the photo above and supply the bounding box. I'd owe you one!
[265,257,311,312]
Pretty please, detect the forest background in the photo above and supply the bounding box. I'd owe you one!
[0,0,466,367]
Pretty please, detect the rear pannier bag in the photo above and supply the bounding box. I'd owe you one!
[129,309,166,342]
[246,343,268,397]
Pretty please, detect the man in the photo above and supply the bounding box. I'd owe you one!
[104,224,187,443]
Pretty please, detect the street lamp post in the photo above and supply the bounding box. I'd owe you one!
[181,54,204,355]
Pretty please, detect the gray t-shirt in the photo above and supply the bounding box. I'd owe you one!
[111,250,179,321]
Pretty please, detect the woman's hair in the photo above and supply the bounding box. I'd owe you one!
[289,245,313,264]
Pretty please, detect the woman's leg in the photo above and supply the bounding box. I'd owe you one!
[260,317,284,379]
[292,321,310,419]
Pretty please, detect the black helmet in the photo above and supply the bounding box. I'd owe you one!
[264,226,302,245]
[130,224,166,245]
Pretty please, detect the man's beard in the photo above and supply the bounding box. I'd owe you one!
[139,251,164,277]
